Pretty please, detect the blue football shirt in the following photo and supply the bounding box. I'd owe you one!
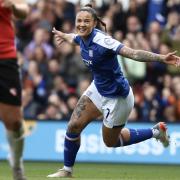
[74,28,130,98]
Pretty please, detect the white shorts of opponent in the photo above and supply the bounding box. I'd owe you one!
[83,81,134,128]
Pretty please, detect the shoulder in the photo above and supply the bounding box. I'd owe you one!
[74,34,81,44]
[93,30,121,50]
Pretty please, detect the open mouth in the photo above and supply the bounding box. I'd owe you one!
[78,28,87,33]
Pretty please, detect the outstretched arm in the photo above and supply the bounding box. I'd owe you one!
[119,46,180,67]
[1,0,30,19]
[52,27,76,47]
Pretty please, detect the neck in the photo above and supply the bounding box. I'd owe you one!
[81,30,94,42]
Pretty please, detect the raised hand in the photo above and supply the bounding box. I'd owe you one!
[1,0,29,19]
[1,0,14,9]
[52,27,75,46]
[163,51,180,67]
[52,27,65,47]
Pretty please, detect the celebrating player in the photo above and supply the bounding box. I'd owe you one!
[0,0,29,180]
[48,4,180,178]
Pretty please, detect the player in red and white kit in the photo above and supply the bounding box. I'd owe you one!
[0,0,29,180]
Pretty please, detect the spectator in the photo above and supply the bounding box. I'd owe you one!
[24,27,54,60]
[22,88,40,119]
[140,83,159,122]
[126,15,142,35]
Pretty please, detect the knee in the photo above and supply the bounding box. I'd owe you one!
[120,128,130,142]
[67,120,82,133]
[103,138,117,147]
[4,119,22,131]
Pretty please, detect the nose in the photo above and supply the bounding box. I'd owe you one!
[79,21,86,27]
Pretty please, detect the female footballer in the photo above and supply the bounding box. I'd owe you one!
[48,4,180,178]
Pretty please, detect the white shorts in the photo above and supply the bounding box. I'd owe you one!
[83,81,134,128]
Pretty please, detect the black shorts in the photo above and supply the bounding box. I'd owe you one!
[0,58,22,106]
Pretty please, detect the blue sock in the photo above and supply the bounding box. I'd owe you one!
[64,132,80,167]
[115,129,153,147]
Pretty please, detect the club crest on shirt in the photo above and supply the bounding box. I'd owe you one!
[89,49,93,57]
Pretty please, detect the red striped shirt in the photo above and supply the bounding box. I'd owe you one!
[0,4,17,59]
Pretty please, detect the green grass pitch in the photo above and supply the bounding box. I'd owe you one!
[0,161,179,180]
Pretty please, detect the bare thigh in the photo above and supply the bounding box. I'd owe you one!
[67,95,102,134]
[0,103,22,130]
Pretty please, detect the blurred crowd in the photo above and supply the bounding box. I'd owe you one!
[14,0,180,122]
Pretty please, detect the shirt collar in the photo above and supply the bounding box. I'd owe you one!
[82,28,96,46]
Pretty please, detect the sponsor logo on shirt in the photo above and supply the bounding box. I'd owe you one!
[82,58,93,66]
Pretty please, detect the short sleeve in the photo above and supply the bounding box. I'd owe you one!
[73,34,81,45]
[116,43,124,54]
[103,37,124,54]
[93,32,124,54]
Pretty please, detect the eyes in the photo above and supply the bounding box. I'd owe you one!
[76,18,92,25]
